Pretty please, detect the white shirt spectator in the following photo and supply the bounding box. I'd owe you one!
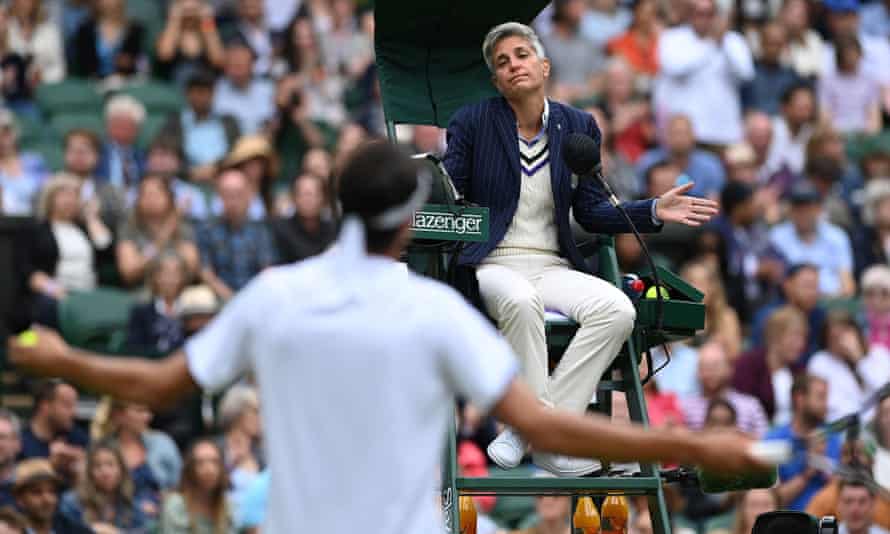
[212,77,275,135]
[655,26,755,145]
[185,234,518,534]
[6,17,66,83]
[785,30,825,78]
[808,346,890,422]
[819,69,881,134]
[766,116,814,175]
[823,34,890,85]
[838,525,890,534]
[264,0,302,32]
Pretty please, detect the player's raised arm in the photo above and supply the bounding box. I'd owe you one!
[7,327,196,409]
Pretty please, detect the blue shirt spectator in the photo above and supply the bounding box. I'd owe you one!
[237,469,269,532]
[212,44,276,135]
[861,0,890,38]
[743,23,804,116]
[636,114,725,199]
[198,169,277,299]
[769,218,854,297]
[765,423,842,511]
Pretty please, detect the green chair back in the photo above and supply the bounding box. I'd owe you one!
[58,288,135,351]
[118,81,184,115]
[35,79,103,117]
[50,113,104,142]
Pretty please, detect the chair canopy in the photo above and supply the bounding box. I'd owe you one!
[374,0,549,128]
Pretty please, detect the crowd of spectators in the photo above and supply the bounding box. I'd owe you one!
[3,0,890,532]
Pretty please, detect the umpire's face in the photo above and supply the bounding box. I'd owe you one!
[491,36,550,100]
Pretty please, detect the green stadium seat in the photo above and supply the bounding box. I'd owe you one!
[13,113,47,150]
[58,288,135,352]
[137,114,168,150]
[126,1,165,59]
[35,78,103,117]
[50,113,104,140]
[118,81,184,115]
[28,141,65,172]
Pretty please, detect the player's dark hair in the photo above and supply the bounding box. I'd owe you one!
[338,141,421,253]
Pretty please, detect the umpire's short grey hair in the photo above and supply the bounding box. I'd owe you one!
[482,22,547,73]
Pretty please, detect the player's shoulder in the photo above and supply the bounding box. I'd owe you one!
[244,256,330,297]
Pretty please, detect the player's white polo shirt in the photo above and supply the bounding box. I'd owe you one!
[185,245,518,533]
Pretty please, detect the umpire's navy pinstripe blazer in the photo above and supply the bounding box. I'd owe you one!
[442,96,662,274]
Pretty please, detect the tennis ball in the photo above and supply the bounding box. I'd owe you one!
[17,330,38,347]
[645,286,670,300]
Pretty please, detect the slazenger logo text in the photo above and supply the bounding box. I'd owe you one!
[412,212,483,235]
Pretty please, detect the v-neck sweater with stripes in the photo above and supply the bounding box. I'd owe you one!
[491,131,560,257]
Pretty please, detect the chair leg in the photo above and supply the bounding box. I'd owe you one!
[444,404,460,534]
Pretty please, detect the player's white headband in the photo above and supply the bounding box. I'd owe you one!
[366,169,432,230]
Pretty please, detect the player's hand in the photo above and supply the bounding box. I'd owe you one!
[7,326,71,376]
[655,182,719,227]
[692,429,771,473]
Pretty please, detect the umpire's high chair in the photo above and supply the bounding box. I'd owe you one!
[398,148,705,534]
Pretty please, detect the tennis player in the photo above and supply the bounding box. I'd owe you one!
[8,141,764,533]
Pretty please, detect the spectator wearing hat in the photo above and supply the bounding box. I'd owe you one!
[159,70,241,185]
[809,311,890,421]
[707,180,784,321]
[12,459,92,534]
[0,411,22,509]
[271,174,336,264]
[733,305,808,425]
[197,168,277,300]
[819,36,882,136]
[742,23,805,116]
[854,179,890,278]
[68,0,146,80]
[125,252,189,355]
[96,95,147,191]
[861,265,890,352]
[765,83,817,178]
[769,181,855,297]
[212,42,275,135]
[155,0,226,86]
[0,109,48,216]
[636,114,726,199]
[822,0,890,88]
[212,135,277,221]
[654,0,754,147]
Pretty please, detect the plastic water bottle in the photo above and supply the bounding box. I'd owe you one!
[573,496,601,533]
[601,494,629,534]
[459,496,477,534]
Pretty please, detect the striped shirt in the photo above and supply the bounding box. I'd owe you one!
[680,389,769,438]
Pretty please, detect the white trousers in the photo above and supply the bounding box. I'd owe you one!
[477,254,635,413]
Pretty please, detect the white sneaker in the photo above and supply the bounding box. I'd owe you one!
[486,428,528,469]
[533,453,602,477]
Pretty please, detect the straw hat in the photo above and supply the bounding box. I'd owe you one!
[178,285,220,318]
[224,135,280,177]
[862,179,890,226]
[13,459,60,493]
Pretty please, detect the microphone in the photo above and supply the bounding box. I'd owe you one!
[562,133,620,207]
